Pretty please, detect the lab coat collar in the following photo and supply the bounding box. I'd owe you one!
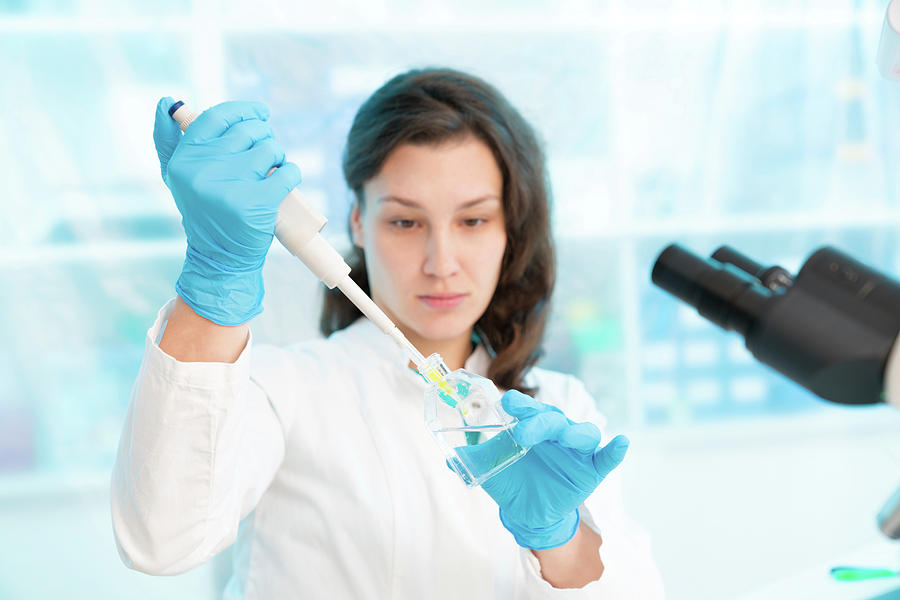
[464,343,491,378]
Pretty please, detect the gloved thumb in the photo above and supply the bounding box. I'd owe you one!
[501,389,561,419]
[592,434,629,479]
[153,96,183,181]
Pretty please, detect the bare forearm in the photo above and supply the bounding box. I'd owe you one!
[159,296,249,363]
[532,521,604,588]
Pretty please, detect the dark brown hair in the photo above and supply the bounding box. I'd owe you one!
[320,68,555,393]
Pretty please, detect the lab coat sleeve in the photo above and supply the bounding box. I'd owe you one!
[512,376,665,598]
[110,299,290,576]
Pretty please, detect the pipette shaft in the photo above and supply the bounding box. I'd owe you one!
[334,274,427,366]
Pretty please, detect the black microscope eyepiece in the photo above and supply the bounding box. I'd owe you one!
[651,244,774,337]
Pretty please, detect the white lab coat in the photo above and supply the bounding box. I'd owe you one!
[111,299,664,599]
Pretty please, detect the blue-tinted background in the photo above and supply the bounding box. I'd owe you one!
[2,1,900,598]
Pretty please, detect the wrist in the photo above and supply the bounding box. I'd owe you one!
[159,296,250,363]
[499,508,580,551]
[177,247,266,326]
[531,521,605,589]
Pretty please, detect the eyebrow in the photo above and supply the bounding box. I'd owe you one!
[377,195,501,210]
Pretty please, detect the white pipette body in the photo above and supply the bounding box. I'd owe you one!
[168,101,427,369]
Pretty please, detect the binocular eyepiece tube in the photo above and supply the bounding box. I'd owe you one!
[650,243,900,407]
[650,244,778,338]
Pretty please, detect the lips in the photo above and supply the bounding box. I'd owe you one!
[418,293,467,309]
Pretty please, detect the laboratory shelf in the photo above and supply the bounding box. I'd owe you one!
[0,6,885,34]
[634,401,900,447]
[555,208,900,241]
[0,240,186,267]
[0,470,111,502]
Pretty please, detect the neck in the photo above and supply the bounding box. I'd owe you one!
[369,295,475,371]
[404,327,474,372]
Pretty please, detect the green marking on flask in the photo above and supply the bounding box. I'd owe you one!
[439,390,457,407]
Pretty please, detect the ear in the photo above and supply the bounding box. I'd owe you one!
[350,203,365,249]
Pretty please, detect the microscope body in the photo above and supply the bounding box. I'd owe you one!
[652,245,900,408]
[743,247,900,408]
[651,244,900,539]
[645,0,900,549]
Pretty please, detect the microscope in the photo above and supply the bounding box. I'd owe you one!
[651,244,900,538]
[650,0,900,541]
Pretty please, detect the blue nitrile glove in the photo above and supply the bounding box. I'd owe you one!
[152,97,302,325]
[478,390,629,550]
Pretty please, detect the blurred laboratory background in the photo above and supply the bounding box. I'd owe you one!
[2,0,900,598]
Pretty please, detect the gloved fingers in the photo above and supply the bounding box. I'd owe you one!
[591,434,629,478]
[262,162,302,197]
[511,409,569,447]
[242,138,287,179]
[153,96,183,180]
[501,389,563,420]
[182,100,270,145]
[556,421,603,454]
[214,118,274,153]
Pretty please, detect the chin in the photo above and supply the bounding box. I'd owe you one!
[407,310,477,344]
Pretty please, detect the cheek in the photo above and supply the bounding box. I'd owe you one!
[490,237,507,280]
[471,230,507,284]
[369,231,419,285]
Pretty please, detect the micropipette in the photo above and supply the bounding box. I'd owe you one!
[167,100,452,383]
[168,101,521,487]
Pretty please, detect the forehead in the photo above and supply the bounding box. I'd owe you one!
[363,135,503,209]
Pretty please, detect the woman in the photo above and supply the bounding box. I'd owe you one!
[112,68,663,598]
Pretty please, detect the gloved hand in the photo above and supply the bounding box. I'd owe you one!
[478,390,629,550]
[153,97,302,326]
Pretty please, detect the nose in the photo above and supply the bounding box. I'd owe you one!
[423,227,460,279]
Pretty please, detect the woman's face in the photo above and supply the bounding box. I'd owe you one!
[351,135,506,348]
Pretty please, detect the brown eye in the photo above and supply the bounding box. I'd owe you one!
[390,219,418,229]
[462,218,486,227]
